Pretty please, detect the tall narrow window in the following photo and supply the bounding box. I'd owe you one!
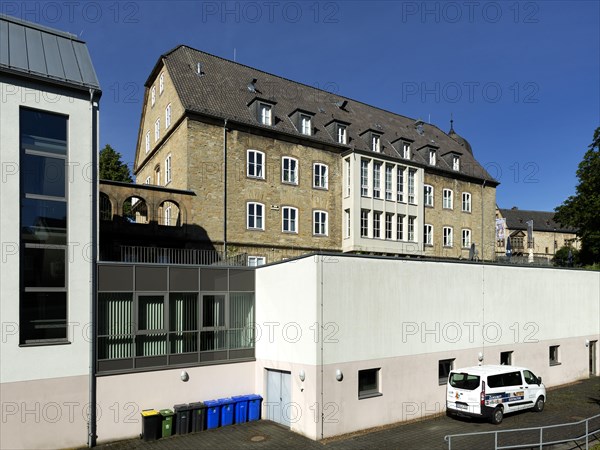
[443,227,453,247]
[385,213,393,239]
[151,86,156,106]
[345,158,350,197]
[165,154,172,184]
[408,216,416,241]
[361,210,369,237]
[429,149,436,166]
[462,229,471,248]
[159,73,164,94]
[300,114,312,135]
[453,156,460,171]
[337,124,347,144]
[247,150,265,179]
[403,143,410,159]
[313,211,328,236]
[443,189,453,209]
[397,167,405,202]
[424,224,433,245]
[385,164,393,200]
[165,104,171,129]
[164,206,172,226]
[408,169,416,204]
[259,103,272,125]
[397,214,405,240]
[145,131,150,153]
[20,108,68,343]
[313,163,328,189]
[462,192,471,212]
[361,159,369,197]
[345,209,351,238]
[282,207,298,233]
[373,211,381,238]
[282,157,298,184]
[373,162,381,199]
[372,134,381,152]
[154,118,160,142]
[247,202,264,230]
[424,185,433,207]
[155,166,161,186]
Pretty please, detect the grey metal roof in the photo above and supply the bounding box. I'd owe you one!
[0,14,100,91]
[151,45,497,184]
[499,208,577,233]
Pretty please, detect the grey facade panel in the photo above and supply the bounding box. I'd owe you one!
[24,28,46,74]
[135,266,168,291]
[98,265,134,291]
[56,37,82,83]
[135,356,168,368]
[229,349,254,359]
[200,351,227,362]
[228,269,255,292]
[97,359,133,373]
[169,353,198,365]
[169,267,199,291]
[41,33,65,80]
[7,22,27,70]
[200,268,228,291]
[0,20,9,66]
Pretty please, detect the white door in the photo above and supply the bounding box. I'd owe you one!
[266,369,292,427]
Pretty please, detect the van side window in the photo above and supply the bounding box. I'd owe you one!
[488,371,522,388]
[523,370,538,384]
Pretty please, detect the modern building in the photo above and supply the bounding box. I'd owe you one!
[133,46,498,264]
[495,207,579,262]
[0,14,101,449]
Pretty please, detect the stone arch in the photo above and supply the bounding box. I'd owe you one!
[158,199,181,227]
[99,192,113,221]
[123,195,149,224]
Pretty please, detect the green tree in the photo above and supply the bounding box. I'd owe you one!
[553,245,580,267]
[554,127,600,265]
[99,144,132,182]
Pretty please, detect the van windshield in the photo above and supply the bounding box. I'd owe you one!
[449,372,480,390]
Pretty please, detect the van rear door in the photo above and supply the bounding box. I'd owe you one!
[447,372,481,414]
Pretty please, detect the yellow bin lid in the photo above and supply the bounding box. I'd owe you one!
[141,409,159,416]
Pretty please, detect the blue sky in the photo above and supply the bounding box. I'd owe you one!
[6,1,599,211]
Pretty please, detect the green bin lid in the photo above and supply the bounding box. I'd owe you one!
[159,409,174,416]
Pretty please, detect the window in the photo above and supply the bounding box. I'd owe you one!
[282,157,298,184]
[385,165,393,200]
[453,155,460,171]
[145,131,150,153]
[247,150,265,179]
[313,211,328,236]
[313,163,328,189]
[488,371,522,388]
[361,210,369,238]
[259,103,272,125]
[443,189,453,209]
[443,227,453,247]
[424,185,433,207]
[462,192,471,212]
[164,206,172,226]
[549,345,560,365]
[247,256,266,266]
[462,229,471,248]
[155,166,161,186]
[20,108,68,344]
[373,211,381,238]
[372,134,381,152]
[300,114,311,135]
[165,104,171,129]
[345,209,351,238]
[439,359,454,385]
[403,143,410,159]
[282,207,298,233]
[424,224,433,246]
[345,158,350,197]
[397,215,405,240]
[429,149,436,166]
[385,213,393,239]
[408,169,416,204]
[154,118,160,142]
[144,176,151,185]
[247,202,264,230]
[165,154,172,184]
[408,216,416,241]
[361,159,369,197]
[159,72,164,94]
[373,162,381,198]
[523,370,540,385]
[501,351,513,365]
[397,167,405,202]
[151,85,156,106]
[359,368,381,399]
[337,124,347,144]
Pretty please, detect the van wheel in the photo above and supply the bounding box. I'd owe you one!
[533,396,545,412]
[491,407,503,424]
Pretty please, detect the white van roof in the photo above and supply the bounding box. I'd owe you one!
[451,365,531,376]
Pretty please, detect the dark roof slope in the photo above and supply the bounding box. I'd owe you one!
[160,45,497,184]
[0,14,100,91]
[499,208,577,233]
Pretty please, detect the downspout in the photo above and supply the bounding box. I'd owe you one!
[320,256,324,440]
[481,180,486,262]
[223,119,228,261]
[88,88,99,447]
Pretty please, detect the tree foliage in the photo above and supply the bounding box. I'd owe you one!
[554,127,600,264]
[99,144,132,183]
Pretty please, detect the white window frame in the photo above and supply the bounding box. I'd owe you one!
[373,211,381,239]
[165,154,172,185]
[429,149,436,166]
[462,228,471,248]
[259,103,272,125]
[154,118,160,142]
[164,206,172,226]
[372,134,381,152]
[424,185,434,207]
[397,166,405,202]
[443,189,453,209]
[397,214,404,240]
[313,210,328,236]
[337,124,347,144]
[408,169,416,204]
[313,163,328,189]
[403,143,410,159]
[443,226,453,247]
[345,209,351,238]
[424,224,433,246]
[159,73,164,94]
[151,85,156,106]
[408,216,416,242]
[453,156,460,171]
[144,176,151,185]
[165,104,171,129]
[360,209,369,238]
[385,164,393,201]
[247,202,264,230]
[344,158,350,197]
[373,162,381,199]
[282,206,298,233]
[247,150,265,179]
[385,213,393,239]
[462,192,472,212]
[247,256,266,267]
[282,157,298,184]
[300,114,312,135]
[145,131,150,153]
[361,159,369,197]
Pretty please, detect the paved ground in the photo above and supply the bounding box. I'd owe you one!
[92,377,600,450]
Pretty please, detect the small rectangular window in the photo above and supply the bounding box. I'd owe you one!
[500,351,513,365]
[443,226,453,247]
[300,114,312,135]
[443,189,453,209]
[259,103,272,125]
[247,256,266,266]
[549,345,560,366]
[372,134,381,152]
[424,224,433,246]
[424,185,433,207]
[361,210,369,238]
[453,156,460,171]
[429,149,436,166]
[403,143,410,159]
[439,359,454,385]
[337,124,347,144]
[461,229,471,248]
[462,192,471,212]
[358,368,381,399]
[373,211,381,239]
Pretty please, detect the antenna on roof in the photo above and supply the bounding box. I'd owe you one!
[196,63,205,77]
[247,78,258,93]
[334,100,348,110]
[450,112,455,133]
[233,48,237,62]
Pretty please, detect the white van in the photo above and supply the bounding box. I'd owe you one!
[446,365,546,424]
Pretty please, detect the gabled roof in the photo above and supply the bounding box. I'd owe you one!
[0,14,100,92]
[153,45,497,184]
[499,208,577,233]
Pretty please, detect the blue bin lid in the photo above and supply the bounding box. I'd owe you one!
[217,397,234,405]
[231,395,250,402]
[246,394,263,401]
[204,399,220,408]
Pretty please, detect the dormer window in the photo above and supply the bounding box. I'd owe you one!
[337,124,347,144]
[259,103,272,125]
[403,143,410,159]
[300,114,312,135]
[453,156,460,171]
[429,149,436,166]
[371,133,381,152]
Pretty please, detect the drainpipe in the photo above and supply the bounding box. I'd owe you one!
[481,180,486,262]
[88,88,99,448]
[223,119,228,261]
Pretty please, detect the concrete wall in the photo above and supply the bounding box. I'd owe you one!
[0,76,97,448]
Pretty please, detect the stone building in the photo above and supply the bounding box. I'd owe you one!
[133,45,498,264]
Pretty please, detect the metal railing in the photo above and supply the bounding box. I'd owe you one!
[445,413,600,450]
[120,245,247,266]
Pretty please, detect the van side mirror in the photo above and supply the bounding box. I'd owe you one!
[538,376,542,385]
